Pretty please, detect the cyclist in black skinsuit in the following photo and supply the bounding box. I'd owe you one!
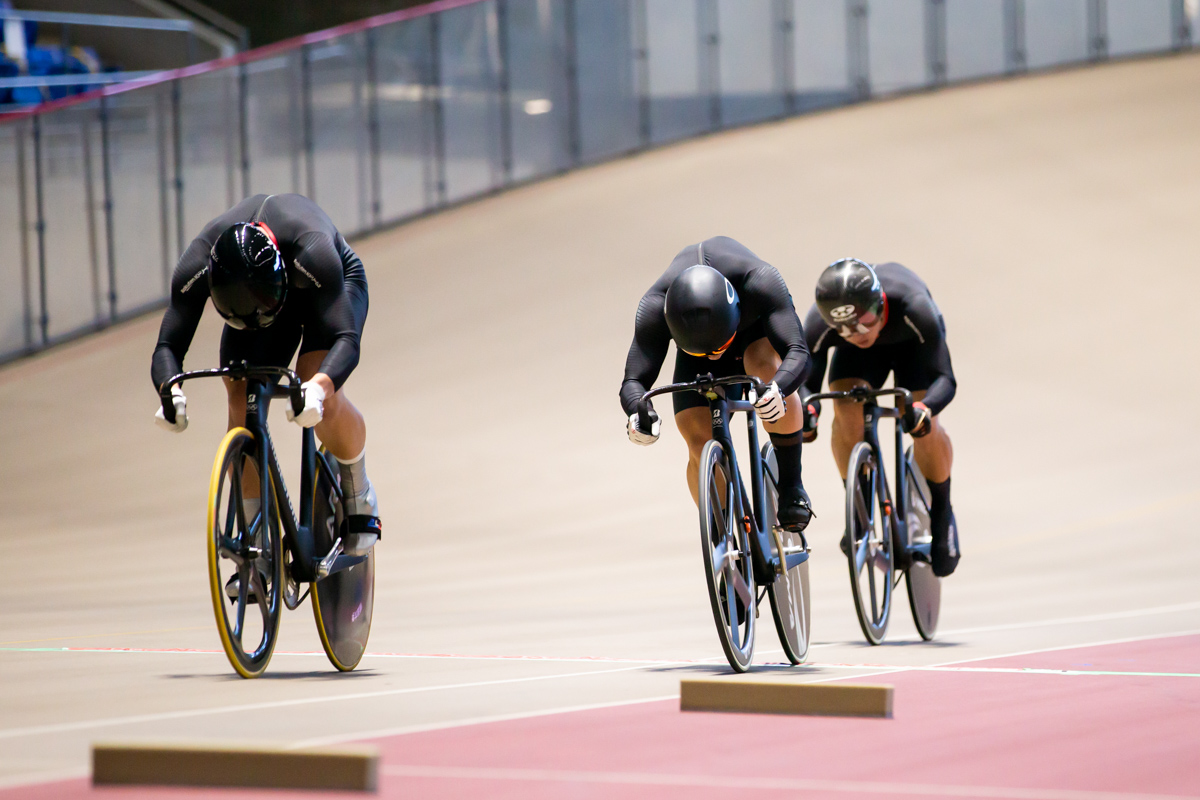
[621,236,814,531]
[151,193,380,563]
[802,258,959,576]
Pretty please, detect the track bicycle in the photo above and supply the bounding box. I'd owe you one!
[638,374,811,673]
[803,386,941,645]
[160,363,377,678]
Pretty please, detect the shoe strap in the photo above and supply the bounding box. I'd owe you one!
[341,515,382,538]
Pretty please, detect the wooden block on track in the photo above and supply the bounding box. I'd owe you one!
[92,742,378,792]
[680,679,893,718]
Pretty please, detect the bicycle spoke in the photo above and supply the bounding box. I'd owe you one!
[727,561,752,610]
[251,565,270,620]
[726,577,740,633]
[233,565,249,642]
[867,554,879,621]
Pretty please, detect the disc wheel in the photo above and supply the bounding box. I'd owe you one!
[698,439,756,672]
[311,449,375,671]
[903,447,941,640]
[207,428,283,678]
[761,443,810,665]
[845,441,893,645]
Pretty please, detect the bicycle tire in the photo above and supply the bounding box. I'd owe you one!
[903,447,941,640]
[311,449,375,672]
[845,441,893,645]
[206,427,283,678]
[698,439,755,672]
[761,443,811,665]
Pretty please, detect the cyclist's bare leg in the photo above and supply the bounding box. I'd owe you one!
[742,338,803,436]
[677,407,713,506]
[829,377,871,480]
[224,377,260,500]
[296,350,366,462]
[910,389,952,482]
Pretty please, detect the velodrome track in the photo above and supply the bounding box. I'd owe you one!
[2,52,1199,799]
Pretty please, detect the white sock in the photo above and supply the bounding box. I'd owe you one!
[336,448,368,499]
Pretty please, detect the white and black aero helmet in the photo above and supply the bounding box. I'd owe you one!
[665,265,741,357]
[815,258,884,336]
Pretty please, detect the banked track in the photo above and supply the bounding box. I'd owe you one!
[0,53,1198,795]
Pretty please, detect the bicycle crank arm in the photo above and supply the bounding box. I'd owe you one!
[315,537,343,580]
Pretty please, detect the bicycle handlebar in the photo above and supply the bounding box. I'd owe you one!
[637,374,768,432]
[801,386,915,432]
[159,364,304,424]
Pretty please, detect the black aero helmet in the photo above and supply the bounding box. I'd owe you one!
[815,258,884,334]
[665,265,741,356]
[207,222,287,330]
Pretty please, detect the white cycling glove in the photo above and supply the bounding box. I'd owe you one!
[286,381,326,428]
[154,385,188,433]
[754,381,786,423]
[627,412,661,446]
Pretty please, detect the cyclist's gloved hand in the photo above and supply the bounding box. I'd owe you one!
[904,401,932,438]
[802,397,821,443]
[754,381,786,424]
[286,381,326,428]
[154,385,188,433]
[627,410,660,446]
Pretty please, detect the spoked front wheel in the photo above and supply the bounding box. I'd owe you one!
[311,449,375,671]
[698,440,755,672]
[761,443,810,665]
[903,447,941,640]
[845,441,893,645]
[207,428,283,678]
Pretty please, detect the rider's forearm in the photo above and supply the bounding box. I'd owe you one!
[316,336,359,391]
[919,373,956,416]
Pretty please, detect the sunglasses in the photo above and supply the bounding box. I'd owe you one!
[835,309,880,338]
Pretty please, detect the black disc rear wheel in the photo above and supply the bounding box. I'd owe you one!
[761,443,810,665]
[311,449,375,671]
[904,447,941,640]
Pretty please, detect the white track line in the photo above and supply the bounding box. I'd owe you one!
[938,602,1200,636]
[379,764,1199,800]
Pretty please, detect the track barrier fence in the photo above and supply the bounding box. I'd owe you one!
[0,0,1194,362]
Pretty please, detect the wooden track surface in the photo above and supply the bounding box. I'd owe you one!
[1,53,1198,789]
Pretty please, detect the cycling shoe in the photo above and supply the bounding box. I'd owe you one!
[342,480,380,556]
[777,485,813,532]
[931,510,960,577]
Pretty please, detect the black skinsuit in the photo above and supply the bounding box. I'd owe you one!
[803,262,955,414]
[151,194,368,392]
[620,236,811,417]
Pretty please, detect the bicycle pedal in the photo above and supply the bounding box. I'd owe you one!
[316,537,343,580]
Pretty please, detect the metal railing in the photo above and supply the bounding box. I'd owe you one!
[0,0,1194,363]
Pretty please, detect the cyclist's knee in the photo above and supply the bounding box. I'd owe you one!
[224,378,247,428]
[675,407,710,457]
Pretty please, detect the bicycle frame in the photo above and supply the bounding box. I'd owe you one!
[161,364,353,584]
[639,374,809,583]
[805,386,930,565]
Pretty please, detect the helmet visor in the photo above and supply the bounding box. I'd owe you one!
[682,330,737,358]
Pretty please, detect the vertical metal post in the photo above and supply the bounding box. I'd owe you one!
[699,0,720,131]
[81,110,102,324]
[1087,0,1107,61]
[495,0,514,185]
[776,0,796,115]
[300,45,315,199]
[365,27,383,228]
[847,0,870,100]
[1004,0,1026,74]
[632,0,650,146]
[156,90,173,296]
[430,12,447,205]
[17,121,33,350]
[1171,0,1191,49]
[172,80,186,259]
[238,62,250,198]
[926,0,946,86]
[99,94,118,322]
[31,115,49,344]
[564,0,582,166]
